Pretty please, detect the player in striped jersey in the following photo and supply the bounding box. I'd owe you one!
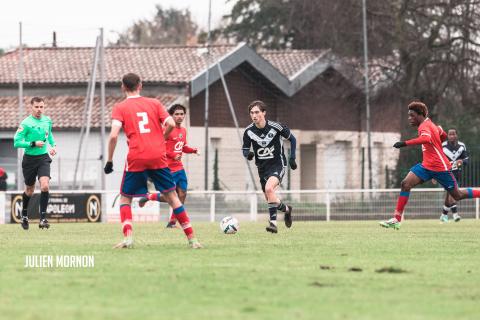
[440,128,469,222]
[380,101,480,230]
[242,100,297,233]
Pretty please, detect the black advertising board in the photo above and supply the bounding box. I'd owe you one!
[11,193,101,223]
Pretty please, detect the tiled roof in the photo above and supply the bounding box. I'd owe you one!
[0,46,236,85]
[0,94,179,129]
[0,45,327,85]
[260,49,330,79]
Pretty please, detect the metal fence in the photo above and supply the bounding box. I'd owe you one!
[181,189,480,222]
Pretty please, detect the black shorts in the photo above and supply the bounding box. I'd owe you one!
[22,153,51,186]
[258,164,286,193]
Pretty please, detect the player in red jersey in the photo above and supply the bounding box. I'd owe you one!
[380,101,480,229]
[104,73,202,248]
[138,104,199,228]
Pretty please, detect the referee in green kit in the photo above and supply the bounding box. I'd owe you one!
[14,97,57,230]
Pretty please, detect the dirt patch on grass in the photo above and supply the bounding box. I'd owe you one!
[375,267,408,274]
[319,265,334,270]
[310,281,334,287]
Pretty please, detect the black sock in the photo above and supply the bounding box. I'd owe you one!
[40,191,49,220]
[451,205,458,214]
[277,202,287,212]
[22,192,31,218]
[442,205,450,215]
[268,203,277,222]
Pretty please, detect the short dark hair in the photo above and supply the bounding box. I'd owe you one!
[248,100,267,113]
[408,101,428,117]
[169,104,186,115]
[30,97,44,105]
[122,73,141,92]
[448,128,458,134]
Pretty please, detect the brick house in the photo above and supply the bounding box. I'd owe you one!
[0,43,401,191]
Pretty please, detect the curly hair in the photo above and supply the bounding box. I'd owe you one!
[168,104,186,115]
[408,101,428,117]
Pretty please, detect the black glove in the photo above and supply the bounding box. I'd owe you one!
[393,141,407,149]
[289,157,297,170]
[247,151,254,161]
[104,161,113,174]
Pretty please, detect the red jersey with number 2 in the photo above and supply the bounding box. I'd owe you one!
[111,96,170,171]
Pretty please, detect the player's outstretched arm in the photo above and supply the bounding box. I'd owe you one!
[163,117,175,139]
[242,129,253,160]
[105,121,121,174]
[288,133,297,170]
[182,145,198,154]
[393,141,407,148]
[48,121,57,156]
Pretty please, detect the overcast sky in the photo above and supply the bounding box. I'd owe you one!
[0,0,234,50]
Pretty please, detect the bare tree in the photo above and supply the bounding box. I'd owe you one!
[115,5,198,46]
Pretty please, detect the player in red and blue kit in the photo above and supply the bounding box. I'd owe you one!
[380,101,480,230]
[139,104,199,228]
[104,73,202,248]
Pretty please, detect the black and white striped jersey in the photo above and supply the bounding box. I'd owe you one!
[442,141,469,171]
[242,120,291,170]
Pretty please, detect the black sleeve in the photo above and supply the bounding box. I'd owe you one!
[278,123,291,139]
[460,146,469,165]
[242,130,251,155]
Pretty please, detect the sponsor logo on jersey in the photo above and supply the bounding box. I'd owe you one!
[257,146,275,159]
[174,141,184,151]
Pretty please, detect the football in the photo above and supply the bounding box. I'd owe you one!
[220,216,239,234]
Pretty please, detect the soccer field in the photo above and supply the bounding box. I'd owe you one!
[0,220,479,320]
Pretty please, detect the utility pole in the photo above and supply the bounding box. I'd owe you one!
[203,0,212,190]
[17,22,24,190]
[362,0,373,189]
[99,28,106,191]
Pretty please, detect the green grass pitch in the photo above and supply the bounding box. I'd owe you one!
[0,220,479,320]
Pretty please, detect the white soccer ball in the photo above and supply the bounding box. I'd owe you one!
[220,216,239,234]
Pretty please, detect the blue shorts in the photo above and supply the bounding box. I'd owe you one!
[410,163,458,191]
[171,169,188,191]
[120,167,176,197]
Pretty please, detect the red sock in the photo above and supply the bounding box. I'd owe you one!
[471,189,480,198]
[169,209,177,223]
[173,206,194,239]
[395,191,410,221]
[120,204,132,237]
[147,193,160,201]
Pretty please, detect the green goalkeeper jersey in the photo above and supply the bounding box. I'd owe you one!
[14,115,56,156]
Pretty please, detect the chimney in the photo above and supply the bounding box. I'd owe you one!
[52,31,57,47]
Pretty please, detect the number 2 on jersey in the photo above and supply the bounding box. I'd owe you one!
[137,112,151,133]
